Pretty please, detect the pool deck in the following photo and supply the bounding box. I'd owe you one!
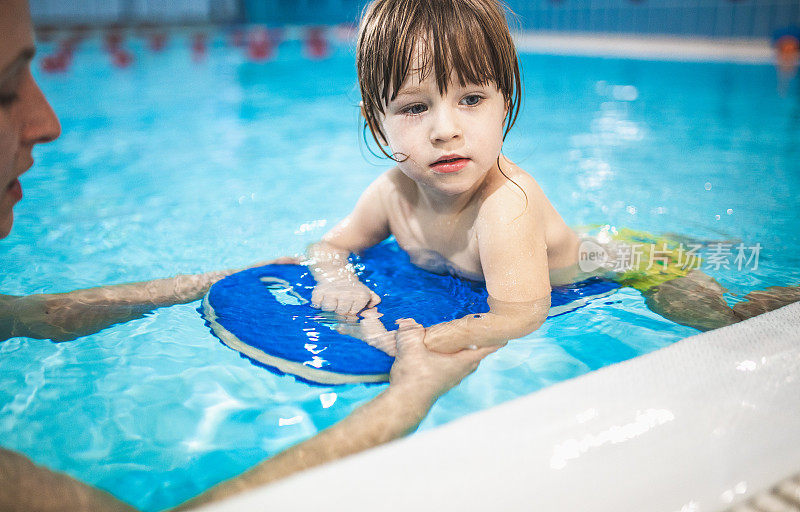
[197,300,800,512]
[514,32,774,63]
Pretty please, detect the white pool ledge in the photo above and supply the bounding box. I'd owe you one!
[198,301,800,512]
[514,32,774,63]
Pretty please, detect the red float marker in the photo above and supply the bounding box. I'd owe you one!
[102,27,133,68]
[41,51,71,73]
[774,32,799,95]
[247,27,275,62]
[111,48,133,68]
[192,33,208,62]
[104,29,124,53]
[149,32,168,52]
[305,27,329,59]
[41,34,77,74]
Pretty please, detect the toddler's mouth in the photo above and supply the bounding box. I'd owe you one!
[431,154,467,165]
[430,155,469,173]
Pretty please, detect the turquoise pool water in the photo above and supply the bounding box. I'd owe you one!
[1,30,798,511]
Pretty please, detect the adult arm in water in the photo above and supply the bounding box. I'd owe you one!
[0,257,297,342]
[0,320,495,512]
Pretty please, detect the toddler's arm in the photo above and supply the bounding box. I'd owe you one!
[422,296,550,353]
[308,176,391,318]
[423,192,552,353]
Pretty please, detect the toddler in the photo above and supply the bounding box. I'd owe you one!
[307,0,800,352]
[307,0,580,354]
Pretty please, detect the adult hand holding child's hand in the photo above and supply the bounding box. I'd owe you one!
[342,314,498,392]
[390,318,498,402]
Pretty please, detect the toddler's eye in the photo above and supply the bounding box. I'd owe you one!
[402,103,427,115]
[461,94,482,106]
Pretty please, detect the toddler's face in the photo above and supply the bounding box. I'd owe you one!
[378,67,507,198]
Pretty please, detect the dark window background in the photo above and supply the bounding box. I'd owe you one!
[29,0,800,39]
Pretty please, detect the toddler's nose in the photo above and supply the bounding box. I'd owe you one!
[429,107,462,144]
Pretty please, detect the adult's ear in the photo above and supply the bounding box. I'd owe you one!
[359,100,366,119]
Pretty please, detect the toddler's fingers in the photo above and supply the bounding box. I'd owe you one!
[359,306,382,319]
[336,321,360,339]
[359,315,388,336]
[319,296,338,312]
[395,318,422,331]
[367,291,382,308]
[335,298,354,317]
[346,298,369,318]
[395,320,425,352]
[364,332,396,356]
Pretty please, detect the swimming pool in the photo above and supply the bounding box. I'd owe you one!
[1,28,798,511]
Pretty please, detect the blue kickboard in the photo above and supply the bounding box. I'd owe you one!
[201,241,620,384]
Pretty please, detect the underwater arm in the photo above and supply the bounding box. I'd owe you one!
[0,258,296,343]
[0,447,138,512]
[307,175,391,317]
[171,319,496,511]
[0,322,493,512]
[423,192,552,353]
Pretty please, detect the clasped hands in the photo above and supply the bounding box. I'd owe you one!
[310,279,448,355]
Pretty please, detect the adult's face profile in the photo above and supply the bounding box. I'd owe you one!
[0,0,61,239]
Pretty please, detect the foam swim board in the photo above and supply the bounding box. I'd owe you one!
[201,241,620,385]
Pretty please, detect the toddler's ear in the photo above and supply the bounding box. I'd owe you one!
[360,101,389,146]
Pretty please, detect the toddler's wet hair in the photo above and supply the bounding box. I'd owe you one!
[357,0,522,155]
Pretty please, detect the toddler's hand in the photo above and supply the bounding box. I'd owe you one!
[310,279,381,318]
[336,307,396,356]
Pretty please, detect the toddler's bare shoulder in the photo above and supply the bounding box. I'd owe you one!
[362,167,403,197]
[377,167,417,198]
[480,162,542,216]
[500,160,544,195]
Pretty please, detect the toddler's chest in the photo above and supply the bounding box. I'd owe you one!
[388,211,484,281]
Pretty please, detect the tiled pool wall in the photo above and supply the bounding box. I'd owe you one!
[30,0,800,39]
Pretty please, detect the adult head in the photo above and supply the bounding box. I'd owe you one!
[0,0,61,239]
